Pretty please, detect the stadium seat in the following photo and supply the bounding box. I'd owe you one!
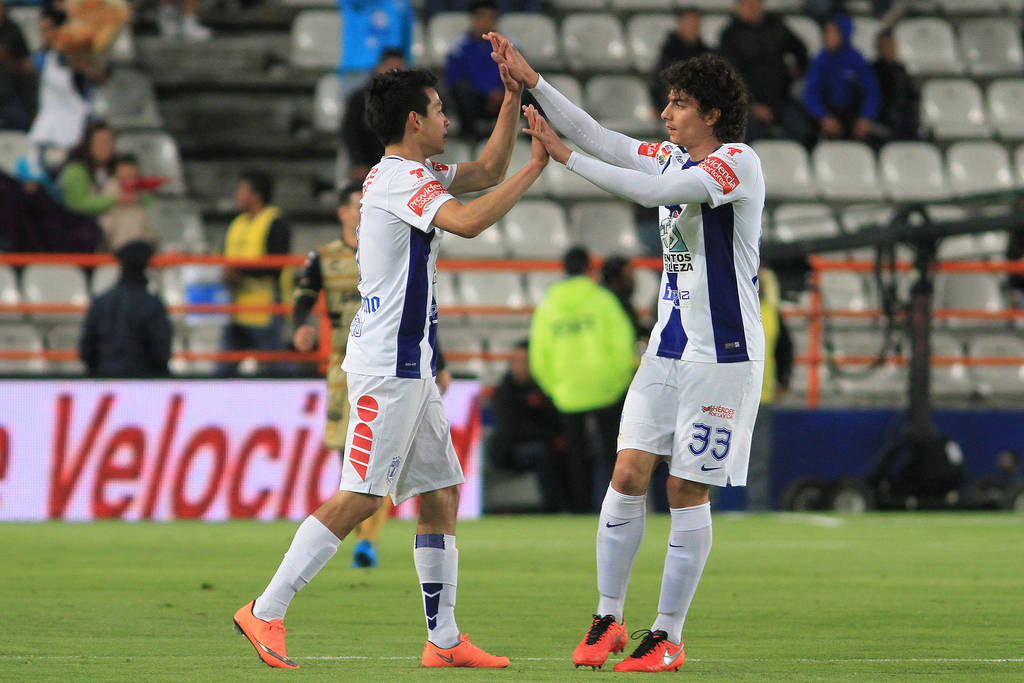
[929,333,972,398]
[937,272,1005,329]
[937,0,1003,13]
[435,270,461,309]
[0,131,30,175]
[986,79,1024,140]
[90,265,120,296]
[784,15,822,57]
[819,271,872,312]
[773,204,840,242]
[524,270,563,306]
[184,325,223,375]
[109,26,135,64]
[969,334,1024,396]
[633,266,661,314]
[626,13,674,72]
[426,12,468,68]
[8,6,41,53]
[550,0,608,9]
[439,326,485,379]
[440,224,506,259]
[921,79,992,140]
[945,141,1013,198]
[893,18,963,76]
[0,264,20,321]
[543,74,584,108]
[840,204,894,233]
[473,139,550,197]
[428,138,471,168]
[504,200,570,258]
[851,16,881,61]
[146,199,207,252]
[412,19,432,67]
[813,141,883,201]
[584,75,660,137]
[160,267,186,318]
[546,145,610,198]
[610,0,668,8]
[701,13,730,50]
[974,230,1008,259]
[959,19,1023,76]
[290,10,341,69]
[879,142,949,201]
[459,271,526,308]
[115,132,186,195]
[92,69,163,129]
[498,14,560,70]
[21,264,89,322]
[291,225,338,258]
[753,140,818,201]
[684,0,733,10]
[562,14,629,72]
[45,324,86,374]
[313,74,343,134]
[0,324,46,373]
[569,201,642,256]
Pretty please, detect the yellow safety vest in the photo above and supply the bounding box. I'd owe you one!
[224,206,289,327]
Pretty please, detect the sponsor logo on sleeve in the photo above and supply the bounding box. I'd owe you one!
[698,156,740,194]
[407,180,447,216]
[638,142,660,157]
[701,404,735,420]
[430,161,449,172]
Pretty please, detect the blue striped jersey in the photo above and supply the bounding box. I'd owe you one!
[341,155,457,378]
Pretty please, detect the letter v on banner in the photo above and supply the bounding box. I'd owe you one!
[49,394,114,518]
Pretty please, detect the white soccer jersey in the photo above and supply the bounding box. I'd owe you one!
[342,155,458,378]
[637,141,765,363]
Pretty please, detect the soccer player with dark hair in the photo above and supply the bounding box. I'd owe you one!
[492,37,765,672]
[233,60,548,670]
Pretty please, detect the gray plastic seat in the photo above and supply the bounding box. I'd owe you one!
[937,272,1005,329]
[313,73,343,134]
[440,224,506,259]
[701,13,729,49]
[562,13,629,72]
[969,334,1024,396]
[426,12,468,68]
[813,141,882,201]
[921,79,992,140]
[569,201,642,257]
[0,131,30,175]
[0,265,21,321]
[46,324,86,374]
[929,333,972,398]
[290,10,341,69]
[959,18,1023,76]
[753,140,818,200]
[773,204,840,242]
[894,18,963,76]
[626,13,674,71]
[21,265,89,322]
[585,75,660,137]
[498,14,560,70]
[503,200,569,258]
[945,141,1013,198]
[146,199,207,252]
[93,69,162,129]
[544,74,584,108]
[459,271,526,308]
[525,270,563,306]
[987,79,1024,140]
[784,15,822,57]
[0,323,47,373]
[879,142,949,201]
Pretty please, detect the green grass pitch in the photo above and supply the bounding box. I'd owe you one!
[2,513,1023,681]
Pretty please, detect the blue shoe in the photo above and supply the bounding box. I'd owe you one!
[351,539,378,568]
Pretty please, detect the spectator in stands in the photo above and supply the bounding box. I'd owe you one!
[79,240,172,377]
[873,29,920,141]
[98,153,155,251]
[1007,228,1024,306]
[0,0,35,130]
[340,48,406,182]
[530,245,637,513]
[486,339,566,513]
[649,7,711,114]
[157,0,212,42]
[425,0,539,14]
[218,170,292,377]
[59,121,140,222]
[802,15,880,142]
[337,0,413,97]
[445,0,505,139]
[746,267,793,510]
[719,0,814,146]
[601,255,651,342]
[33,7,64,71]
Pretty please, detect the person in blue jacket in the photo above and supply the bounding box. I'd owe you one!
[802,14,880,142]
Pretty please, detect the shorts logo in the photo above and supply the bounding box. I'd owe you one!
[701,404,735,420]
[407,181,446,216]
[698,156,739,194]
[638,142,660,157]
[386,456,401,484]
[349,395,380,480]
[430,161,449,172]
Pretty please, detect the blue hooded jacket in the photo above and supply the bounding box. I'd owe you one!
[802,15,880,120]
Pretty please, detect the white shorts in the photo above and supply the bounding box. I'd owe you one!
[617,356,763,487]
[339,373,464,505]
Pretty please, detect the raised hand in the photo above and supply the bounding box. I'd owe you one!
[497,62,521,95]
[522,105,570,165]
[485,31,539,89]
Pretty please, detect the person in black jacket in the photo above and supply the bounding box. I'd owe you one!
[649,8,712,113]
[872,29,920,141]
[339,48,406,183]
[719,0,815,146]
[79,240,172,377]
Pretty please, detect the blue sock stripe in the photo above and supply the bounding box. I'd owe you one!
[422,582,442,630]
[414,533,445,549]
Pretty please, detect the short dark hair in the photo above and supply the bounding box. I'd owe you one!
[378,48,405,64]
[876,28,893,45]
[660,53,749,143]
[365,68,438,146]
[114,153,138,167]
[563,245,590,276]
[601,255,630,286]
[469,0,498,12]
[240,170,274,204]
[515,338,529,351]
[337,181,362,206]
[42,7,67,25]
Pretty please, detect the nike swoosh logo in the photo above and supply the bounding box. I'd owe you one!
[700,465,721,471]
[433,651,454,663]
[256,640,298,667]
[605,521,630,528]
[668,543,685,548]
[663,645,684,667]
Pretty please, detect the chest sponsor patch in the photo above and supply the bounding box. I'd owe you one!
[407,180,447,216]
[698,156,739,194]
[430,161,449,172]
[638,142,660,157]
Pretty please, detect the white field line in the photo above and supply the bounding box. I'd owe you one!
[2,655,1022,664]
[775,513,845,527]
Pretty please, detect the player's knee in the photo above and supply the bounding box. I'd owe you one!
[611,456,650,495]
[666,477,710,507]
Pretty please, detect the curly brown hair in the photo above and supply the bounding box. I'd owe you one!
[660,53,750,143]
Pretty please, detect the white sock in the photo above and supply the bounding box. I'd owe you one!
[414,533,460,648]
[651,502,712,645]
[595,486,647,623]
[252,516,340,621]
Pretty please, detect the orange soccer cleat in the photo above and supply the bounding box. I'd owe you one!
[572,614,628,669]
[613,629,685,673]
[421,634,510,668]
[232,601,299,669]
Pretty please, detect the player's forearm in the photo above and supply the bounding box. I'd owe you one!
[292,292,318,328]
[439,161,545,237]
[474,90,523,186]
[530,76,644,170]
[566,152,710,208]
